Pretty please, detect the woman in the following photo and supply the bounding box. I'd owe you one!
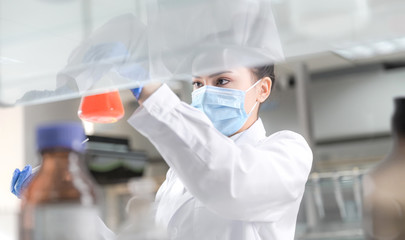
[11,63,312,239]
[128,64,313,240]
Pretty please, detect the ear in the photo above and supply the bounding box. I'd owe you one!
[257,77,272,103]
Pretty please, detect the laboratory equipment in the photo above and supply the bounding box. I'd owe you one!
[117,178,168,240]
[11,139,88,199]
[19,122,100,240]
[76,42,147,123]
[85,135,147,185]
[311,173,325,219]
[333,174,347,220]
[352,168,363,219]
[78,90,125,123]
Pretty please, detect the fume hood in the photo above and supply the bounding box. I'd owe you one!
[1,0,405,107]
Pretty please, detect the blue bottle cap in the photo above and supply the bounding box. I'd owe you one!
[36,122,86,153]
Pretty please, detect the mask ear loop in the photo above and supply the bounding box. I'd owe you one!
[245,78,263,92]
[247,101,259,115]
[246,78,262,115]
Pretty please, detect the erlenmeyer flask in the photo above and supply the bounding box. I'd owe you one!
[78,90,125,123]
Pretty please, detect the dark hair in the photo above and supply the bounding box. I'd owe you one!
[250,64,275,89]
[393,98,405,137]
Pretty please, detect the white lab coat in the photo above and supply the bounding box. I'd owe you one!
[128,84,313,240]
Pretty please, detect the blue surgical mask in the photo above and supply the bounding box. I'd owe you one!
[191,80,261,136]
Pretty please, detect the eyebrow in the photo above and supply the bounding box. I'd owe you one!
[192,71,233,79]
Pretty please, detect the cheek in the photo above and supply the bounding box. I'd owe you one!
[244,91,258,112]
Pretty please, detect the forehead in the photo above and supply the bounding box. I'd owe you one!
[192,67,252,79]
[190,48,252,77]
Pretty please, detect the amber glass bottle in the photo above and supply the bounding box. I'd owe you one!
[20,122,100,240]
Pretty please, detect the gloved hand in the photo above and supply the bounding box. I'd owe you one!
[130,86,143,100]
[11,165,35,198]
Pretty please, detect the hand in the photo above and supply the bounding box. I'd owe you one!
[137,82,163,105]
[11,165,34,198]
[130,86,143,100]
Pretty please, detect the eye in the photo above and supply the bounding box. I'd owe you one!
[216,78,230,86]
[192,81,204,89]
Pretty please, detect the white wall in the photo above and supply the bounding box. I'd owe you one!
[261,66,405,140]
[259,65,405,166]
[311,67,405,141]
[260,86,301,135]
[0,106,24,240]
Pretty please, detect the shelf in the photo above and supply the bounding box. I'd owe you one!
[297,229,363,240]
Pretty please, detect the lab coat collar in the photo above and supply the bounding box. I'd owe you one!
[230,118,267,145]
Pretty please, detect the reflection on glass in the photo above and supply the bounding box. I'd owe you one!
[2,0,284,106]
[297,169,366,239]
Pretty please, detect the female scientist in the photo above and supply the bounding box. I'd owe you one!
[127,61,313,239]
[11,63,313,240]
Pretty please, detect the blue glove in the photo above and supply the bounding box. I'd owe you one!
[130,86,143,100]
[11,165,34,198]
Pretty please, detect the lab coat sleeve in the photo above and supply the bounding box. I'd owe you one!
[97,216,116,240]
[128,84,313,222]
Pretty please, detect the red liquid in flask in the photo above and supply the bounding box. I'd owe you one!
[78,91,125,123]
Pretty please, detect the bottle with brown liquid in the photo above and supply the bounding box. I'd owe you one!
[20,122,100,240]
